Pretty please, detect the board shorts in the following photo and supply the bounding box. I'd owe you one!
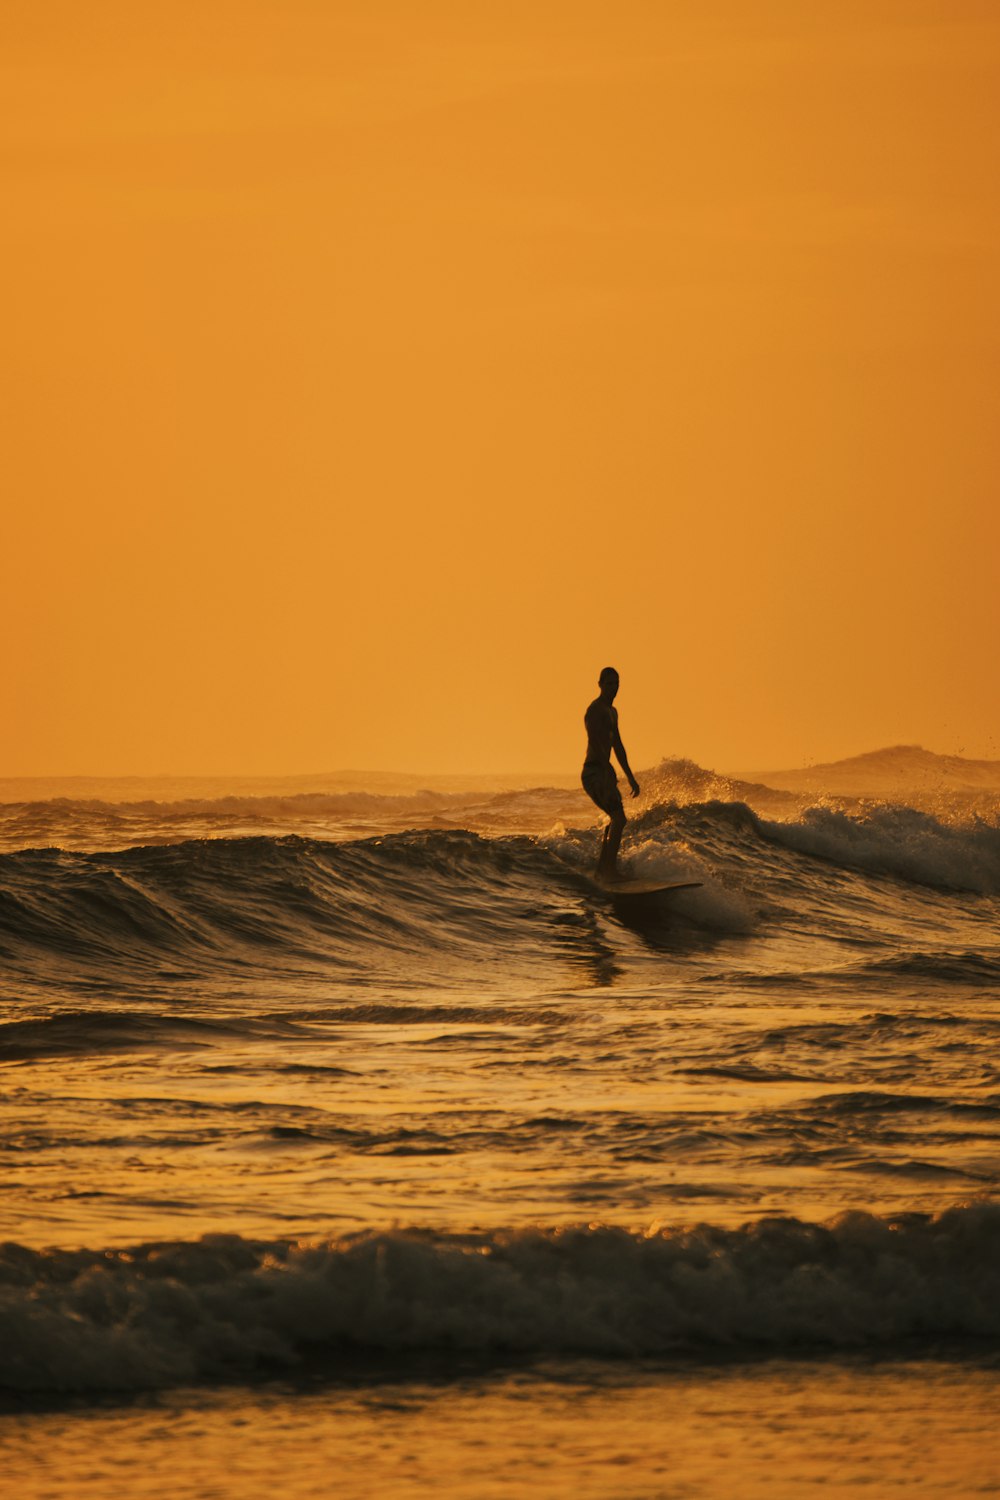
[581,762,624,819]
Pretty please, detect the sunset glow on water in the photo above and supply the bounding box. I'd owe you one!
[4,2,1000,1495]
[3,762,999,1495]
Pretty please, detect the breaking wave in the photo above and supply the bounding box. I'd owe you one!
[0,796,998,990]
[759,804,1000,894]
[2,1204,997,1393]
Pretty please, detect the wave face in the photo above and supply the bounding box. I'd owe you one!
[3,1204,997,1393]
[0,832,610,990]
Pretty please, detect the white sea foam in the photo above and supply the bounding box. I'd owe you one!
[2,1205,997,1393]
[760,805,1000,894]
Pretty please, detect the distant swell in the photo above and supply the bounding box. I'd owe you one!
[2,1204,998,1393]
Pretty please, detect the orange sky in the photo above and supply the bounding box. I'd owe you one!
[4,1,999,776]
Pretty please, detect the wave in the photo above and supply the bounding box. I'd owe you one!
[1,799,998,989]
[0,1000,576,1060]
[759,804,1000,894]
[0,788,459,832]
[4,769,1000,892]
[709,950,1000,991]
[631,798,1000,895]
[2,1203,997,1392]
[0,832,633,986]
[0,1009,308,1062]
[0,787,585,854]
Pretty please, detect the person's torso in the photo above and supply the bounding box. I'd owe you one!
[583,699,616,767]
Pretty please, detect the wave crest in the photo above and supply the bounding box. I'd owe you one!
[760,804,1000,894]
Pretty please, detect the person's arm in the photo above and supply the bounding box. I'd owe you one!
[611,713,640,797]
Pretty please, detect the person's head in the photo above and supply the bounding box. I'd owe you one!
[598,666,619,700]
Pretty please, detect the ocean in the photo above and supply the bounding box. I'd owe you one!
[1,753,998,1497]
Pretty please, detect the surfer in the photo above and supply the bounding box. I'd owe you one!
[582,666,640,878]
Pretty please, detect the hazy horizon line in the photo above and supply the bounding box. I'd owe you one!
[1,742,997,786]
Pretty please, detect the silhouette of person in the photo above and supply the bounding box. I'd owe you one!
[582,666,640,878]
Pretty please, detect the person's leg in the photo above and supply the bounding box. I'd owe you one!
[607,808,626,869]
[597,808,626,876]
[587,767,626,876]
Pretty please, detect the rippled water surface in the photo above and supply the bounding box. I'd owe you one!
[6,1359,1000,1500]
[2,770,998,1493]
